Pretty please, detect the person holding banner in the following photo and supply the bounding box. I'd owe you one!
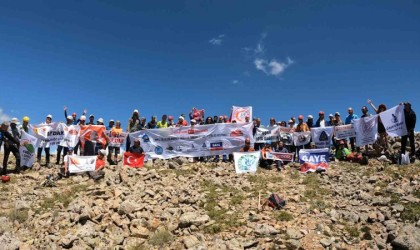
[1,122,21,175]
[274,141,290,171]
[60,147,75,178]
[129,138,144,154]
[345,108,359,152]
[401,102,416,160]
[108,121,123,165]
[56,116,74,165]
[260,142,274,169]
[19,116,30,133]
[367,100,389,152]
[240,138,255,152]
[64,106,86,125]
[37,115,53,167]
[88,149,107,181]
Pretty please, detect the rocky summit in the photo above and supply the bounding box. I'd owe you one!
[0,152,419,249]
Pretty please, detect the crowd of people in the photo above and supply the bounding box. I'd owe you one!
[0,101,417,180]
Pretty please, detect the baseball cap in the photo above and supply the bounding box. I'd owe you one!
[191,119,197,123]
[97,118,104,123]
[66,115,73,120]
[46,114,53,119]
[335,112,340,116]
[89,114,94,118]
[80,115,86,120]
[133,109,139,113]
[329,114,334,117]
[307,115,313,119]
[179,116,184,120]
[10,118,19,125]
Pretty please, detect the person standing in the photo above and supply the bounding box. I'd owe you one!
[19,116,30,133]
[108,121,123,165]
[315,111,326,127]
[126,109,140,151]
[64,106,87,125]
[0,122,21,175]
[345,108,359,152]
[401,102,416,161]
[56,115,74,165]
[157,115,168,128]
[37,115,53,167]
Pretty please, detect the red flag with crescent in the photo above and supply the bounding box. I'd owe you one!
[123,152,145,168]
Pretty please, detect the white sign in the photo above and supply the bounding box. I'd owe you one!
[334,124,356,139]
[379,105,408,137]
[234,151,260,173]
[353,115,378,147]
[311,126,334,148]
[231,106,252,123]
[293,132,311,146]
[19,131,38,167]
[254,126,280,143]
[68,155,96,173]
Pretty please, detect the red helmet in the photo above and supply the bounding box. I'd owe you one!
[1,175,10,183]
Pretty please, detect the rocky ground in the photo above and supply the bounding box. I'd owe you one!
[0,147,419,249]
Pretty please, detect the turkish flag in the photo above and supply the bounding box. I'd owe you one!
[123,152,145,168]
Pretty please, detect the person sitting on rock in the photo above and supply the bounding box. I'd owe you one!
[260,142,274,169]
[240,137,255,152]
[274,141,289,171]
[88,149,107,181]
[129,138,144,154]
[60,147,75,178]
[335,140,351,161]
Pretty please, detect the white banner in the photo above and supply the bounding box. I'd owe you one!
[234,151,260,173]
[129,123,254,159]
[279,127,295,145]
[105,131,127,147]
[334,124,356,139]
[19,131,38,167]
[353,115,378,147]
[379,105,408,137]
[30,122,66,147]
[293,132,311,146]
[68,155,96,173]
[231,106,252,123]
[254,126,280,143]
[311,126,334,148]
[60,125,80,147]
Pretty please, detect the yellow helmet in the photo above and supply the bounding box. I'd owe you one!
[22,116,30,122]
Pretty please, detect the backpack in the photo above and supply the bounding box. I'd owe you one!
[267,193,286,210]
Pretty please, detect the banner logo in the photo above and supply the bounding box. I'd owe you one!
[237,154,258,171]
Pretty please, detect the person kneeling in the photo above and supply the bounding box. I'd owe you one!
[88,149,107,181]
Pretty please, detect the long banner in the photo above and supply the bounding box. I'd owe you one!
[266,151,294,162]
[234,151,260,173]
[311,126,334,148]
[299,148,329,173]
[379,105,408,137]
[254,126,280,143]
[334,124,355,140]
[353,115,378,147]
[19,131,38,167]
[30,122,66,147]
[129,123,254,159]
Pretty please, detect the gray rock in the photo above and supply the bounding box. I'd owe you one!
[168,161,180,169]
[179,212,210,228]
[286,228,304,239]
[0,232,21,250]
[183,235,200,248]
[392,224,420,250]
[254,224,279,235]
[15,200,31,210]
[118,200,137,215]
[372,197,391,206]
[285,239,301,249]
[320,238,331,247]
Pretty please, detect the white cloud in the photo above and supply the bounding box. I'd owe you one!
[254,57,293,76]
[232,80,239,84]
[0,108,10,123]
[209,34,225,45]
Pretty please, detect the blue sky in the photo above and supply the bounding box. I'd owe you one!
[0,0,419,126]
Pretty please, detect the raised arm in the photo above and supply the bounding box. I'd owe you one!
[367,99,378,113]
